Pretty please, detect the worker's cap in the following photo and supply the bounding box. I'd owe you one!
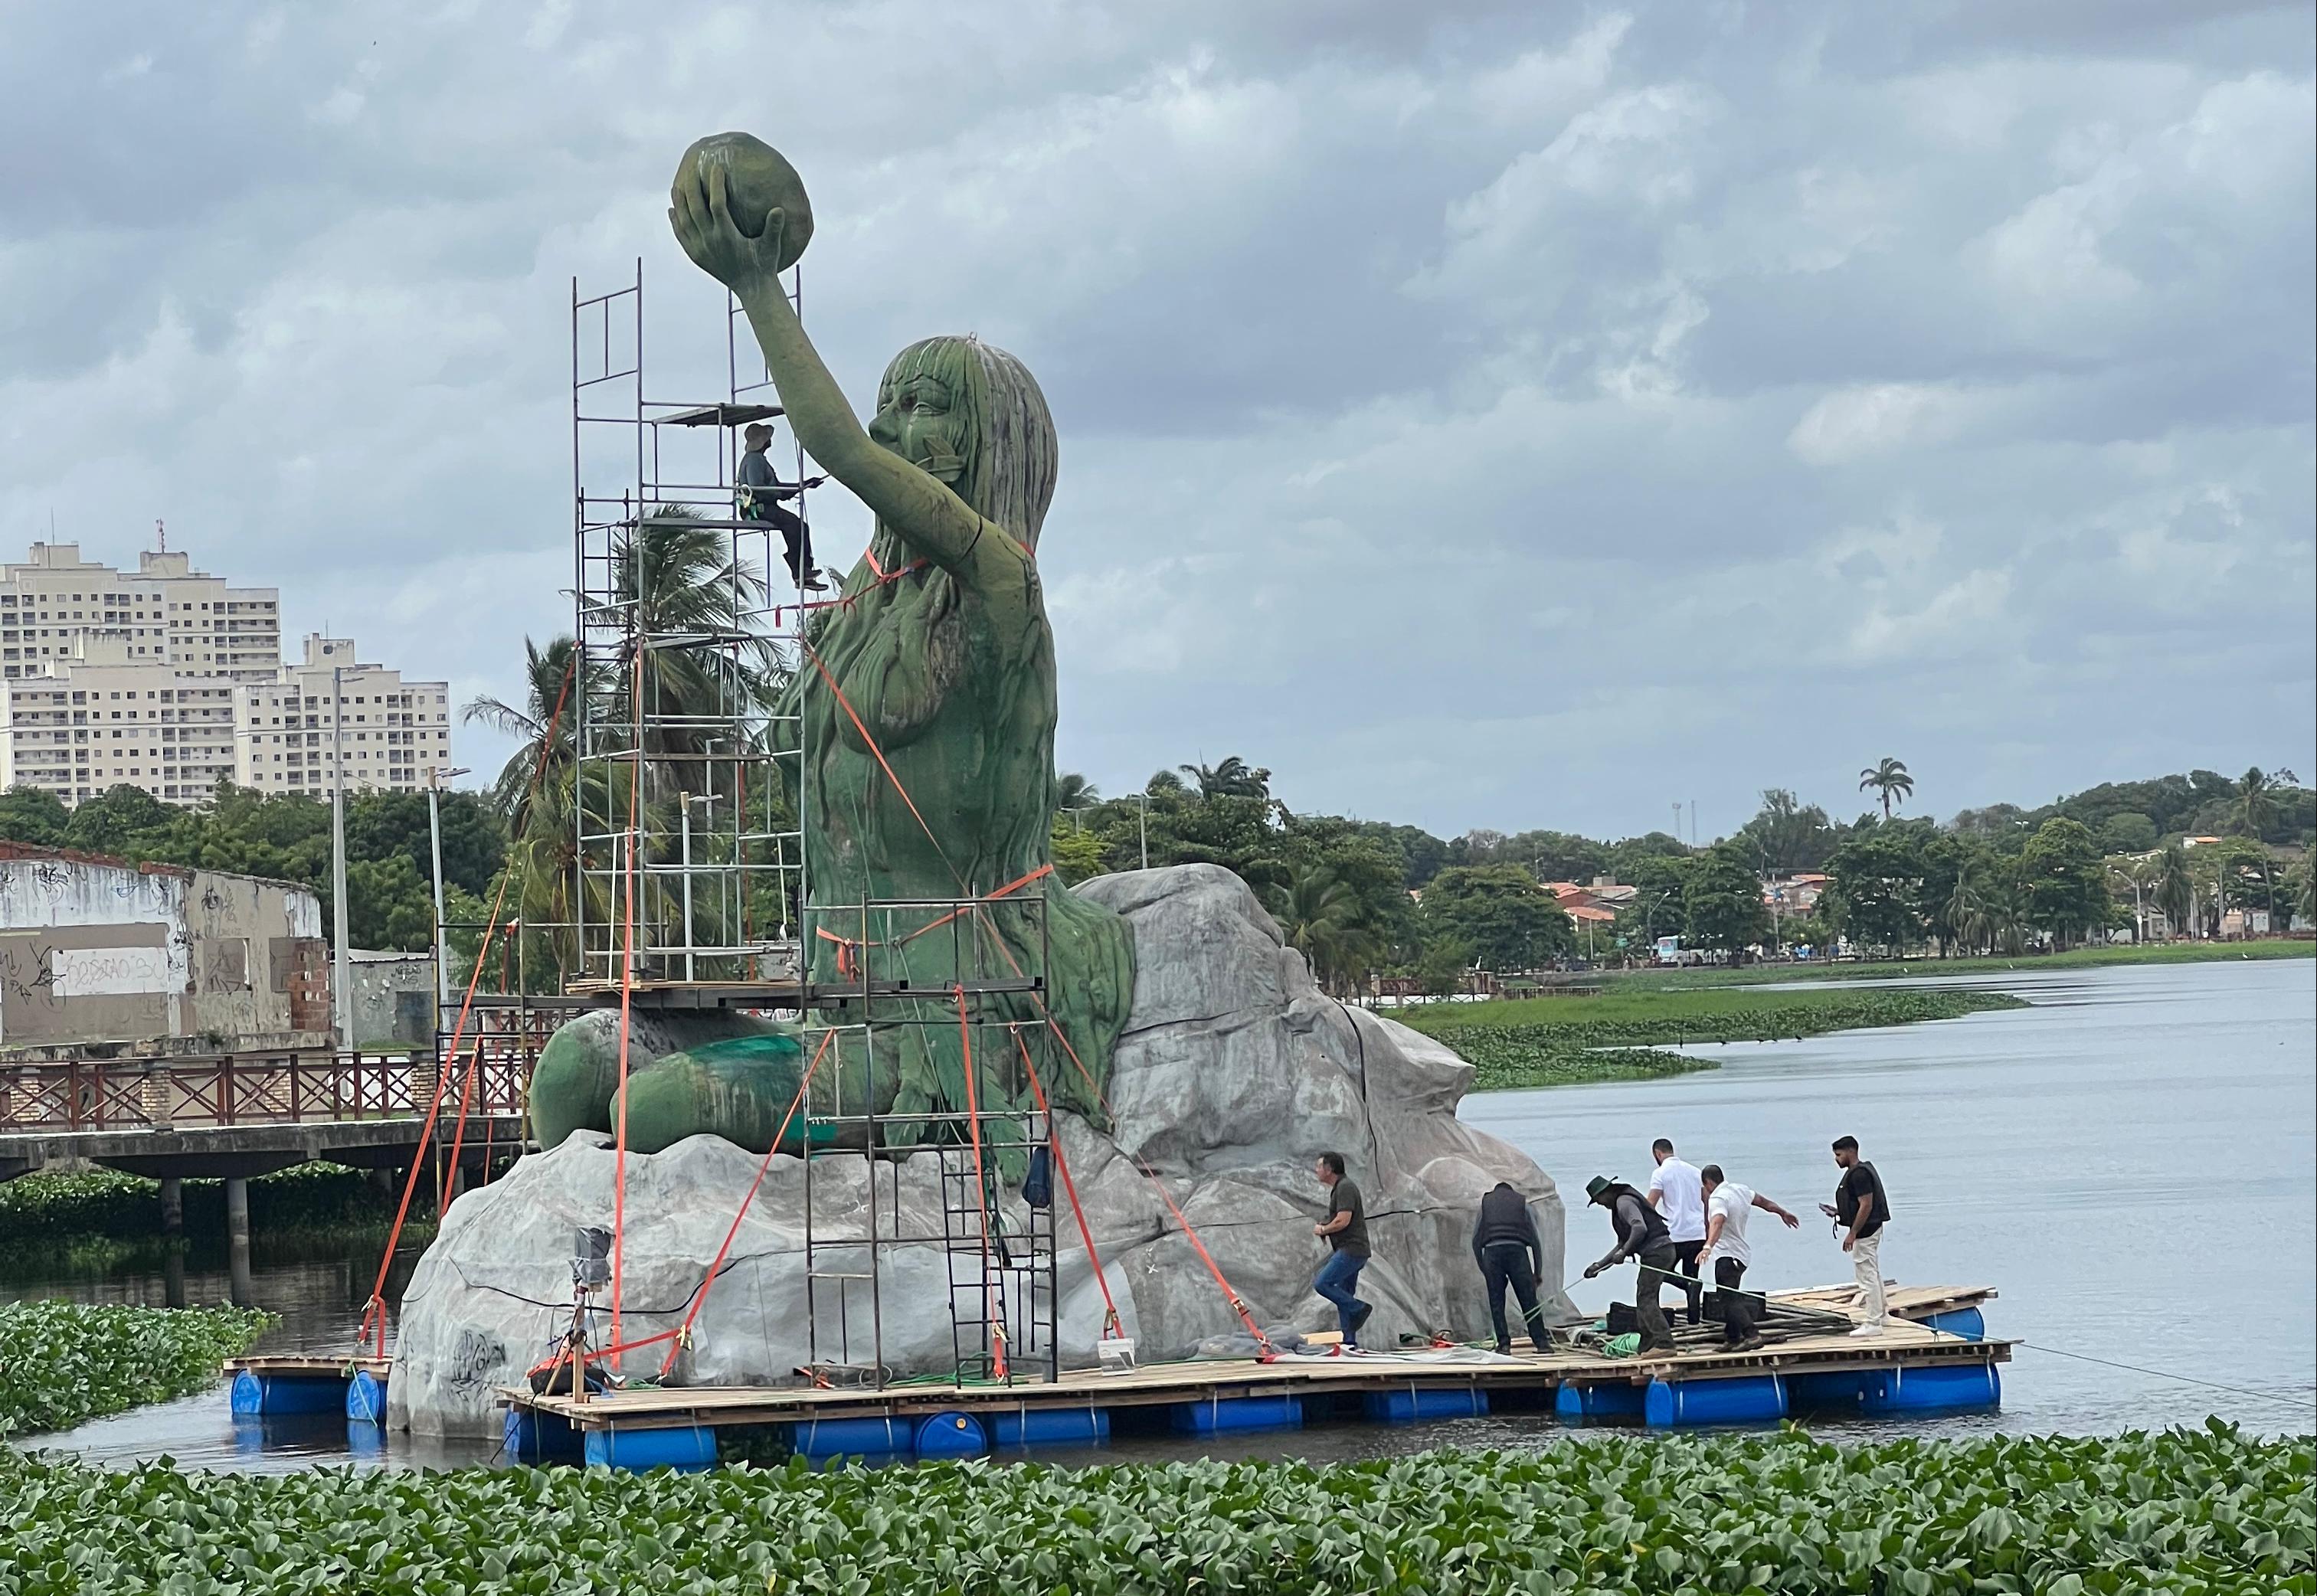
[1585,1175,1615,1205]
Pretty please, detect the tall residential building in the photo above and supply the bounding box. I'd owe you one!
[232,636,453,799]
[0,636,239,804]
[1,541,281,683]
[0,540,453,809]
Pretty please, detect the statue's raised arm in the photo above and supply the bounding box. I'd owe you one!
[668,138,1024,587]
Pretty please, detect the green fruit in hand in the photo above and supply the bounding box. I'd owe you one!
[677,132,815,270]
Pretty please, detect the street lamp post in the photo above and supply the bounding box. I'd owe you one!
[427,764,473,1014]
[1135,790,1149,872]
[330,666,352,1051]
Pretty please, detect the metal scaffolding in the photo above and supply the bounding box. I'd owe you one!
[520,260,1064,1389]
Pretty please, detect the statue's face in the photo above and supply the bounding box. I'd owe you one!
[869,368,969,486]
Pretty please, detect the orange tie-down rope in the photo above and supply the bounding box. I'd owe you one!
[653,1031,834,1379]
[796,643,1275,1356]
[610,646,645,1363]
[356,656,575,1362]
[977,909,1275,1356]
[1013,1026,1124,1340]
[811,862,1053,984]
[954,986,1006,1380]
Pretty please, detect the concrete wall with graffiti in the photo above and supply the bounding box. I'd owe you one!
[0,844,329,1056]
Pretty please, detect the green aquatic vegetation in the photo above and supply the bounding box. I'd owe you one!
[1406,986,2029,1087]
[0,1300,275,1437]
[0,1424,2306,1593]
[1459,1041,1718,1091]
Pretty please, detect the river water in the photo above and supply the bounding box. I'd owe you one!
[12,957,2312,1471]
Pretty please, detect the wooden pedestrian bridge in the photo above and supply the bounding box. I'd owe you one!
[0,1046,532,1183]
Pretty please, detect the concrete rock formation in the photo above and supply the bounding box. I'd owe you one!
[390,865,1572,1437]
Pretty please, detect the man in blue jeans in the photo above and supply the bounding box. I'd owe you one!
[1311,1151,1373,1346]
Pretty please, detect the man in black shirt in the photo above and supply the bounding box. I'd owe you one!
[1819,1135,1893,1336]
[1470,1181,1554,1354]
[1581,1173,1678,1353]
[1311,1151,1373,1346]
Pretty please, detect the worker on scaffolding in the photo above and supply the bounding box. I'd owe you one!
[737,420,827,590]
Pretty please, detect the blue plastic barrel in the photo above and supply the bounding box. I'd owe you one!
[1920,1307,1986,1341]
[1363,1386,1489,1424]
[795,1416,913,1459]
[1860,1361,2000,1416]
[582,1424,718,1471]
[914,1411,989,1459]
[1170,1394,1302,1435]
[504,1405,584,1463]
[1555,1382,1645,1423]
[987,1407,1110,1448]
[1644,1374,1785,1428]
[345,1369,388,1425]
[230,1371,345,1416]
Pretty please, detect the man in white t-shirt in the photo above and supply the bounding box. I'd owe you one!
[1645,1139,1708,1325]
[1700,1163,1802,1350]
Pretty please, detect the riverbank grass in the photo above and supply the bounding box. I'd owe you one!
[1401,986,2028,1090]
[0,1300,274,1437]
[0,1425,2303,1594]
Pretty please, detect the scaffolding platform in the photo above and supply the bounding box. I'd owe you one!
[497,1286,2005,1462]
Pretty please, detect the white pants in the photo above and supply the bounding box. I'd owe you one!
[1851,1231,1887,1327]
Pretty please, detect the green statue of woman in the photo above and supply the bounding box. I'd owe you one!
[526,136,1133,1158]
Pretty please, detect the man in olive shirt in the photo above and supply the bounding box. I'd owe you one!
[1311,1151,1373,1346]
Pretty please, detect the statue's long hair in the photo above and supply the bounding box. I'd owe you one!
[876,335,1058,551]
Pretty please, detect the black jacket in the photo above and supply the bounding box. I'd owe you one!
[1471,1183,1543,1272]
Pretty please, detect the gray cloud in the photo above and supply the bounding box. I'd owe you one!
[2,1,2308,842]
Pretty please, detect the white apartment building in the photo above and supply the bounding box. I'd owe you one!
[1,541,281,683]
[0,540,454,809]
[233,636,453,799]
[0,636,241,804]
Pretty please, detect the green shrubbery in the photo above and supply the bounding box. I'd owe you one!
[0,1300,274,1436]
[0,1425,2305,1593]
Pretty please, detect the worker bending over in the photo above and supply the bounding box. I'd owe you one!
[1698,1163,1800,1352]
[1581,1174,1678,1354]
[1470,1181,1553,1355]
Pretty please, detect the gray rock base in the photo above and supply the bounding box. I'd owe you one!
[391,864,1573,1437]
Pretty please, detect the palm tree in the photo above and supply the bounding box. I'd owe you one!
[616,506,783,796]
[463,636,582,830]
[1260,863,1371,995]
[2230,767,2283,841]
[2155,844,2193,941]
[1858,757,1913,821]
[1144,770,1186,796]
[1180,756,1270,800]
[1054,771,1099,812]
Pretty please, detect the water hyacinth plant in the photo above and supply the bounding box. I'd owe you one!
[0,1424,2306,1593]
[1406,988,2027,1089]
[0,1300,275,1436]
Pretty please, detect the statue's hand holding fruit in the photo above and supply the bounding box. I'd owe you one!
[668,132,814,292]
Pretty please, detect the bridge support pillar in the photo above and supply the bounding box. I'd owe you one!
[224,1176,254,1307]
[161,1176,187,1308]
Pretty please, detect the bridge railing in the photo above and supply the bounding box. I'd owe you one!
[0,1048,538,1135]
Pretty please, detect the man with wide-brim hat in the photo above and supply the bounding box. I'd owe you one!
[1582,1173,1680,1353]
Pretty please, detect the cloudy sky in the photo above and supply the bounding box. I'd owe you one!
[4,2,2310,840]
